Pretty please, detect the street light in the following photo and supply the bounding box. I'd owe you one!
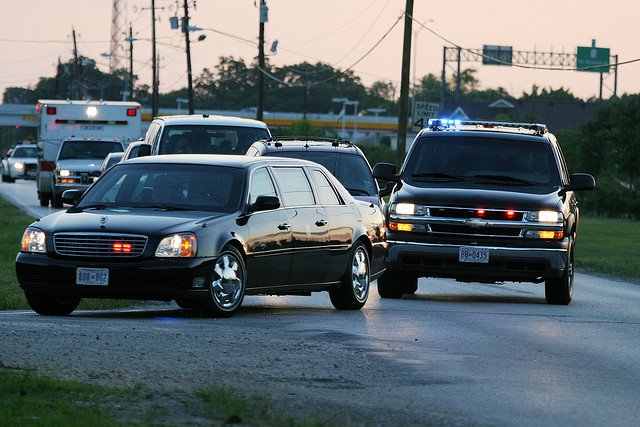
[412,19,434,129]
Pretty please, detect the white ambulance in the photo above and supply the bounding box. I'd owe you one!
[35,100,142,208]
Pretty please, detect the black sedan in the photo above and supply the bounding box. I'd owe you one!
[16,155,386,317]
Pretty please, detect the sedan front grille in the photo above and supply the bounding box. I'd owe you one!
[54,233,148,257]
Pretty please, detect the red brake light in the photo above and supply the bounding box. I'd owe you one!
[127,108,137,117]
[46,106,57,115]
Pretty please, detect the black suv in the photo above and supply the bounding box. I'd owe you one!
[373,120,595,305]
[246,137,382,207]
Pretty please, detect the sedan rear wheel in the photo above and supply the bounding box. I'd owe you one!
[24,291,80,316]
[329,242,370,310]
[206,246,246,317]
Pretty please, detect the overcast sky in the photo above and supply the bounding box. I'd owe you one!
[2,0,638,107]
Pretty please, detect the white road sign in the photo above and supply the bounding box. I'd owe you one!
[412,101,440,132]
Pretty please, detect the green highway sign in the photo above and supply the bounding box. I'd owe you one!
[577,44,610,73]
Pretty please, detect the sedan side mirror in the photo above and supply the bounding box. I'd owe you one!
[136,144,151,158]
[372,162,399,182]
[565,173,596,192]
[62,189,85,206]
[250,195,280,213]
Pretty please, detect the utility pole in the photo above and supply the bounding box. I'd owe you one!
[72,28,81,99]
[396,0,413,167]
[151,0,159,116]
[128,25,134,101]
[183,0,194,114]
[257,0,267,121]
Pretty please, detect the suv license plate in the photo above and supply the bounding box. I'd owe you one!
[459,247,489,263]
[76,268,109,286]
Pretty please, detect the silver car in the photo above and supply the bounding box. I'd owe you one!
[1,144,38,182]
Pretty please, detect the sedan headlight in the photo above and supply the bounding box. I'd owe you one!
[13,162,24,171]
[155,233,197,257]
[20,228,46,253]
[525,210,563,223]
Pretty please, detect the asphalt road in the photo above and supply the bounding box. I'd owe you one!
[2,180,640,425]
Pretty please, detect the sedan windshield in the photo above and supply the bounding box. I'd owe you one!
[404,136,561,187]
[12,146,38,157]
[78,163,245,213]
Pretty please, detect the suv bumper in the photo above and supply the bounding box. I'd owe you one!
[386,240,567,282]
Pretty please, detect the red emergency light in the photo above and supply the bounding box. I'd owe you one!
[113,242,132,253]
[46,106,57,115]
[127,108,137,117]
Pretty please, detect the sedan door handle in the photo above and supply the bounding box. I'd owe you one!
[315,220,327,227]
[278,223,291,230]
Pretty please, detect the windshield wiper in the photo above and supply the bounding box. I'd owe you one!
[472,174,534,186]
[344,187,373,196]
[138,204,192,211]
[410,172,467,182]
[79,204,108,210]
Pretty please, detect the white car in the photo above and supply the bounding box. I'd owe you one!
[1,144,38,182]
[139,115,271,158]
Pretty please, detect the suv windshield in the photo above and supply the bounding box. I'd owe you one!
[159,125,270,155]
[404,136,561,187]
[58,141,123,160]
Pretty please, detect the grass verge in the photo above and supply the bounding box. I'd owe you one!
[577,216,640,280]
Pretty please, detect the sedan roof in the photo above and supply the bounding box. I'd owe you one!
[125,154,323,169]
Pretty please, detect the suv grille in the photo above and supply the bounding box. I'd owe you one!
[54,233,148,257]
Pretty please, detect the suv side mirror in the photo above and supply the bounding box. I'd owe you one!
[565,173,596,192]
[379,181,396,198]
[372,162,399,182]
[136,144,151,158]
[249,195,280,213]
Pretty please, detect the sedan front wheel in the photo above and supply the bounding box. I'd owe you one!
[206,246,246,317]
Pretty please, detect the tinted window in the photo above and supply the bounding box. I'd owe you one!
[58,141,123,160]
[272,167,315,206]
[405,136,561,186]
[312,170,341,205]
[335,154,377,196]
[249,168,277,205]
[159,125,270,155]
[79,164,245,213]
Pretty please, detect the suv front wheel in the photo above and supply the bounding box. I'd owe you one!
[545,236,574,305]
[377,268,418,299]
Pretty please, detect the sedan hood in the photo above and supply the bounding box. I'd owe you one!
[394,183,563,211]
[35,208,227,235]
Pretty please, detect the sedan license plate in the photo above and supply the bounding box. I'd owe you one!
[76,268,109,286]
[459,247,489,263]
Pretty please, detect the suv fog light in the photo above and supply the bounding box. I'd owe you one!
[525,230,564,239]
[389,222,426,233]
[192,277,206,288]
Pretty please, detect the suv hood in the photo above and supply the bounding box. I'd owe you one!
[394,183,563,211]
[56,159,104,173]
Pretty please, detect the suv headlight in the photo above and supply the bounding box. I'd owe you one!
[155,233,197,257]
[58,169,71,177]
[14,162,24,171]
[391,203,428,216]
[525,210,563,223]
[20,227,46,253]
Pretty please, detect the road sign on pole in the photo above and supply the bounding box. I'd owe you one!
[412,101,439,132]
[577,40,610,73]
